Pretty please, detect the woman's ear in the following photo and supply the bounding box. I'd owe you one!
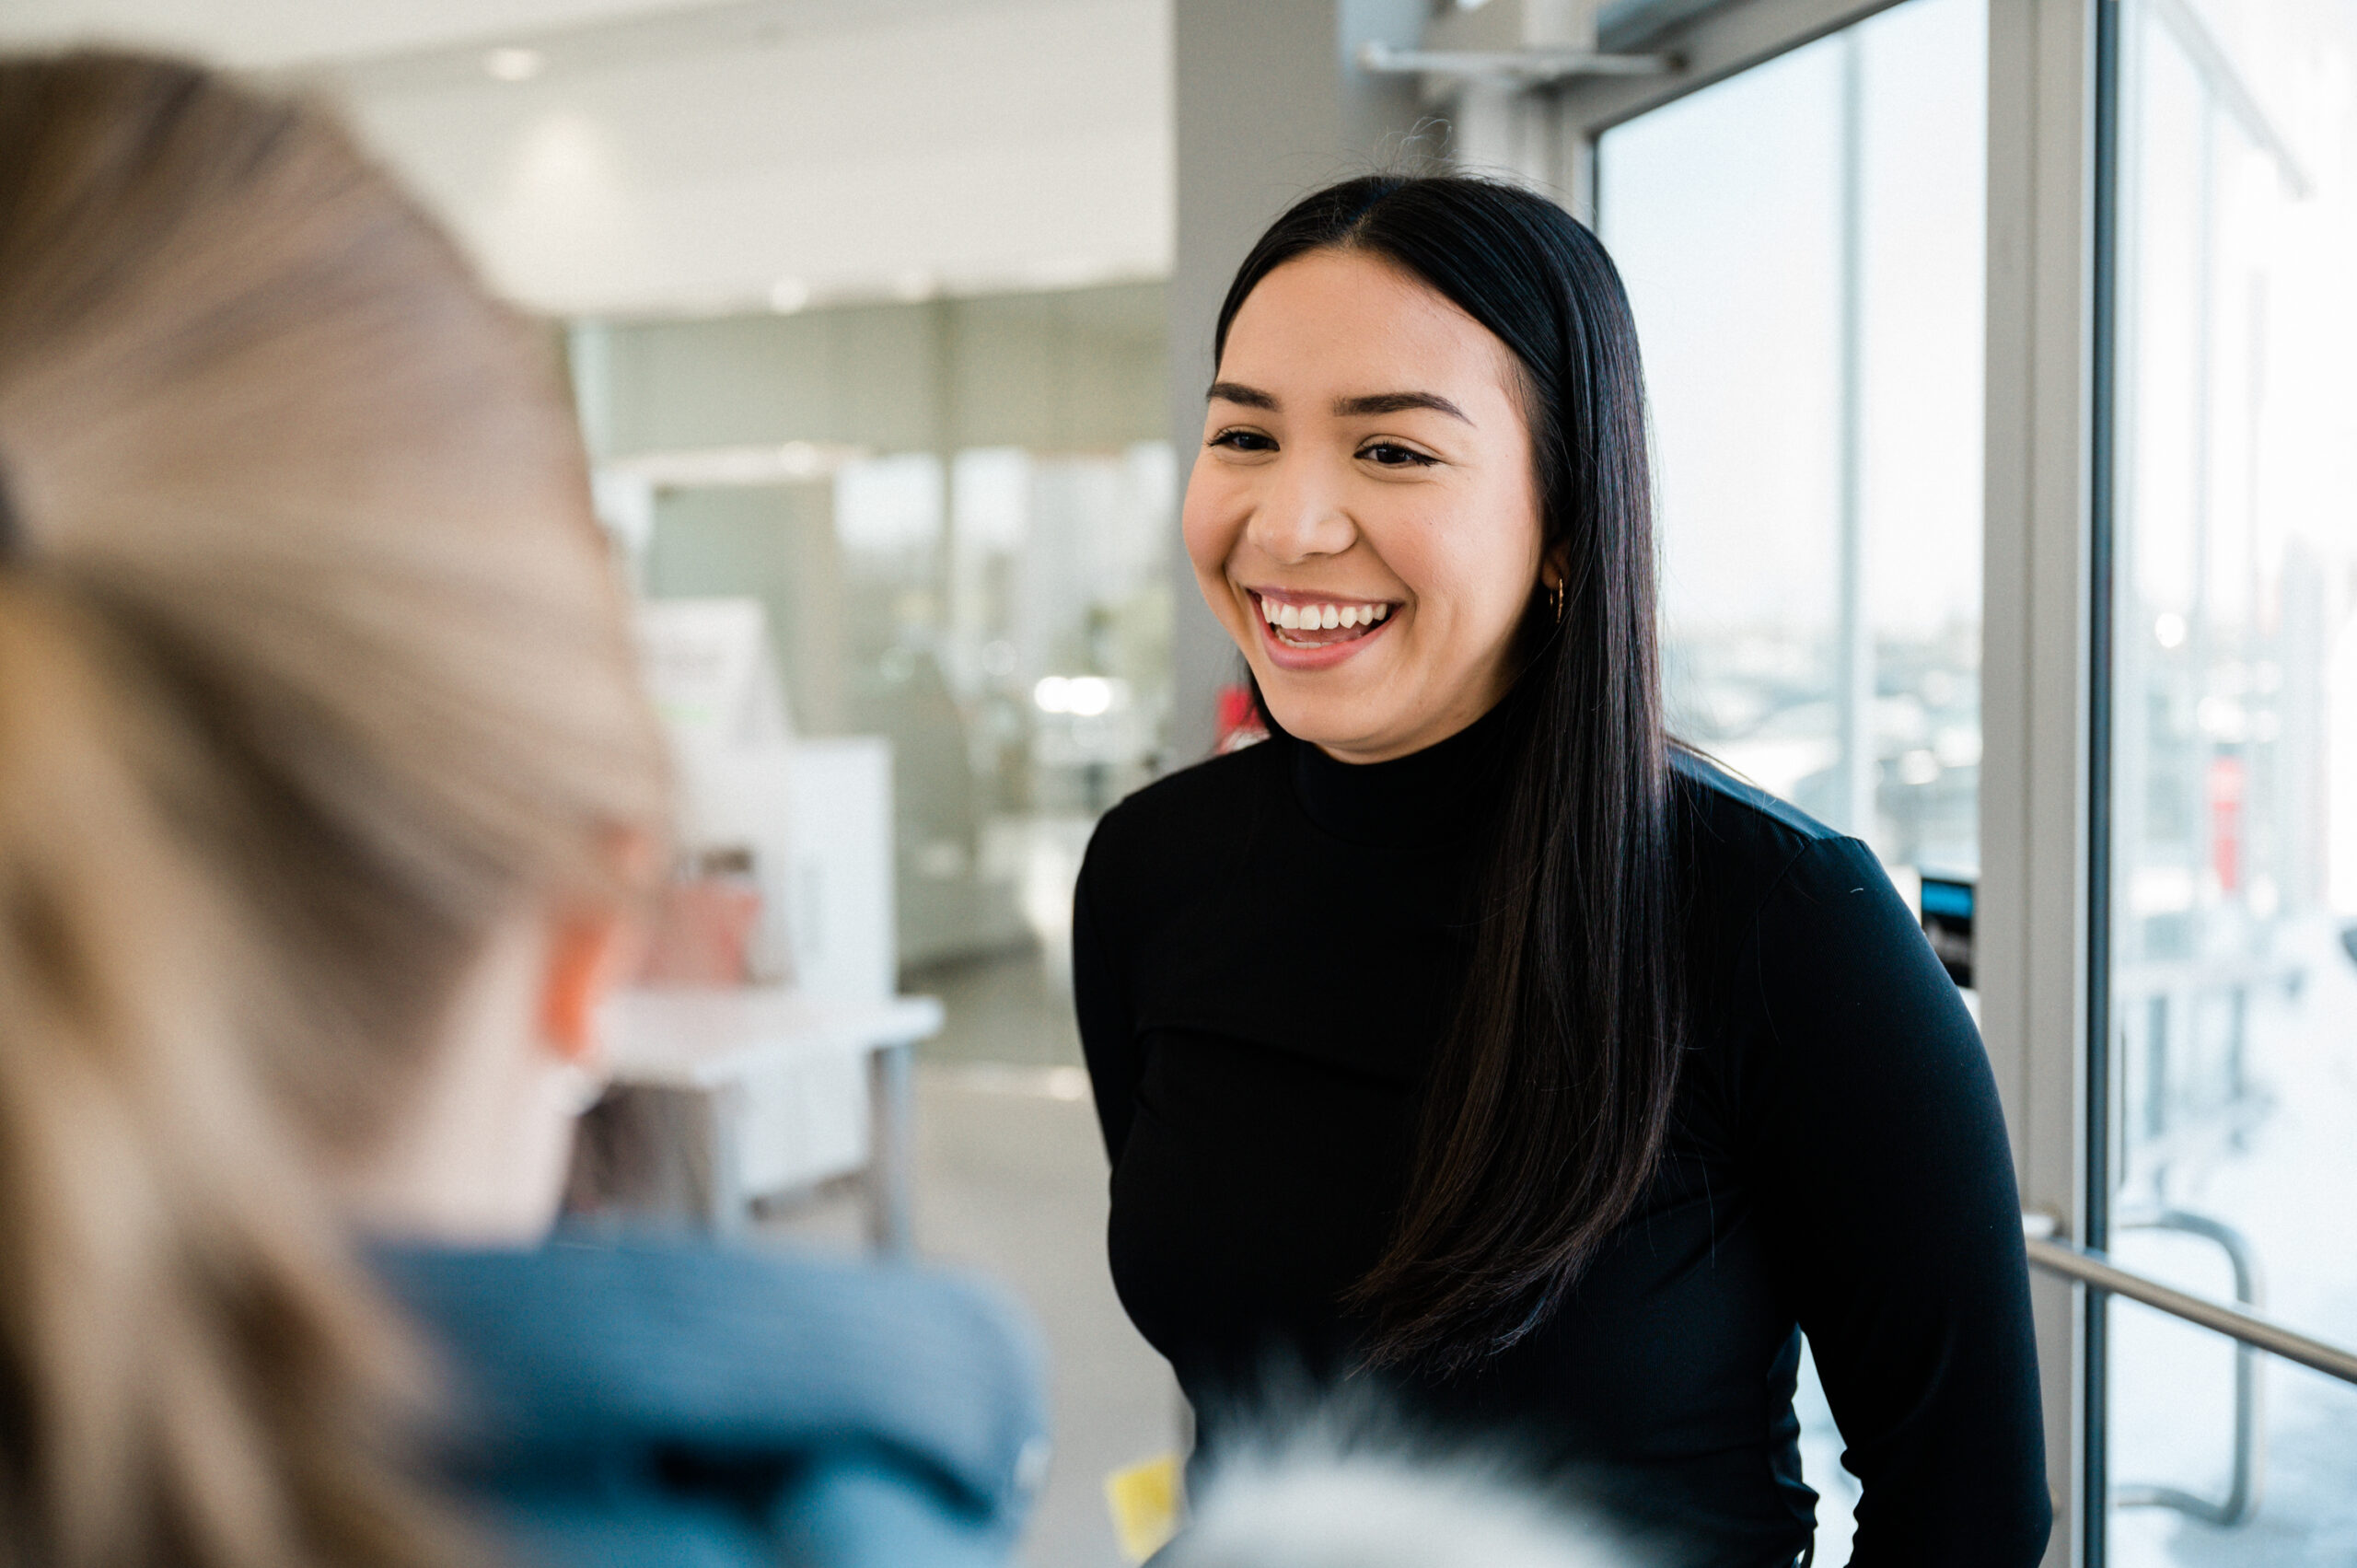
[538,905,641,1065]
[539,828,661,1064]
[1541,540,1572,594]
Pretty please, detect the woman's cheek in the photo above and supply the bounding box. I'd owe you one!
[1181,487,1248,606]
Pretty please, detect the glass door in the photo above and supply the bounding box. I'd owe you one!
[2098,0,2357,1561]
[1599,0,1988,886]
[1596,0,1990,1556]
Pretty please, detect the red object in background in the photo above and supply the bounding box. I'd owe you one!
[2209,754,2247,895]
[1215,683,1268,753]
[633,849,763,986]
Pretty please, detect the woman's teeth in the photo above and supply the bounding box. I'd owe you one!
[1260,598,1391,636]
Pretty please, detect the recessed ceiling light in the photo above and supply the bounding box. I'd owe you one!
[484,47,544,82]
[768,277,811,313]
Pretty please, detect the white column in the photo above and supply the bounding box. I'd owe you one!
[1833,29,1875,841]
[1981,0,2101,1559]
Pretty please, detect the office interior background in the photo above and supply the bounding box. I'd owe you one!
[2,0,2353,1563]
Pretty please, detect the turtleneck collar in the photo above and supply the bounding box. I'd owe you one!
[1284,691,1521,848]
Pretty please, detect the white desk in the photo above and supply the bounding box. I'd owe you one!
[602,987,944,1249]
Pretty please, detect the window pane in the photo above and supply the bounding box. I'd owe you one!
[1600,0,1987,882]
[1597,0,1988,1553]
[2105,0,2357,1558]
[2108,1293,2357,1561]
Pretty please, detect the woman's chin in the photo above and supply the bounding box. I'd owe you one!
[1238,633,1436,761]
[1259,687,1401,759]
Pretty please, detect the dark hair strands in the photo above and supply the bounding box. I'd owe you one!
[1213,176,1686,1375]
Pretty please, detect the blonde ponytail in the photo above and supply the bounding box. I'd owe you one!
[0,582,455,1568]
[0,49,669,1568]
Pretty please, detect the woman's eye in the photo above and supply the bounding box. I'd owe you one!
[1210,429,1276,453]
[1359,442,1435,468]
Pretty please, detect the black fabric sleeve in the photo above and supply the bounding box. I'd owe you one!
[1071,838,1136,1162]
[1746,838,2050,1568]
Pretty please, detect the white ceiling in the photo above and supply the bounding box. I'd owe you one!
[0,0,735,71]
[0,0,1173,319]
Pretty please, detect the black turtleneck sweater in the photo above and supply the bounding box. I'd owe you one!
[1072,713,2049,1568]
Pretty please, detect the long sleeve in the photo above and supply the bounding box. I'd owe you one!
[1071,842,1137,1162]
[1746,837,2050,1567]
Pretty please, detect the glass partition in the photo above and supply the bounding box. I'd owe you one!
[2102,0,2357,1560]
[1598,0,1987,889]
[1596,0,1989,1553]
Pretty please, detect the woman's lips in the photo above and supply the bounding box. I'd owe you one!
[1248,589,1398,669]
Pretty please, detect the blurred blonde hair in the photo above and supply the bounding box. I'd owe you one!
[0,50,668,1568]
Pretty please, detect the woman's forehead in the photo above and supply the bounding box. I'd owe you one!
[1221,250,1517,408]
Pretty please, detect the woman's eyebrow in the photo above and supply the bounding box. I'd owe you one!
[1206,380,1278,409]
[1334,390,1471,423]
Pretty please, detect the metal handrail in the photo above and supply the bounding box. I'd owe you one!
[2109,1211,2264,1527]
[2022,1218,2357,1388]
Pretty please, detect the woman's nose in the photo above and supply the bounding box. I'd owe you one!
[1245,459,1356,563]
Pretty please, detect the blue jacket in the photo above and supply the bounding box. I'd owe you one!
[377,1240,1048,1568]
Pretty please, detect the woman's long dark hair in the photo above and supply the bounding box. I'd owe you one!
[1213,175,1683,1375]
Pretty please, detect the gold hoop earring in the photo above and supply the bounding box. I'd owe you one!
[1547,579,1565,622]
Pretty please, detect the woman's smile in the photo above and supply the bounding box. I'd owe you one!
[1247,587,1399,668]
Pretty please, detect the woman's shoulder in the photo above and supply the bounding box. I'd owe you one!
[1669,749,1948,1037]
[1671,748,1884,916]
[1670,750,1978,1083]
[377,1237,1046,1568]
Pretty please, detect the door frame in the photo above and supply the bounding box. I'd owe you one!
[1551,3,2105,1562]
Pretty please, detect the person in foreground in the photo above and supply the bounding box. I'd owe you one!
[1074,174,2050,1567]
[0,52,1040,1568]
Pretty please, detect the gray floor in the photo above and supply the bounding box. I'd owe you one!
[908,947,1087,1070]
[770,947,1178,1568]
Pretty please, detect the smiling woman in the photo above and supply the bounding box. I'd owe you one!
[1074,175,2052,1568]
[1185,249,1546,762]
